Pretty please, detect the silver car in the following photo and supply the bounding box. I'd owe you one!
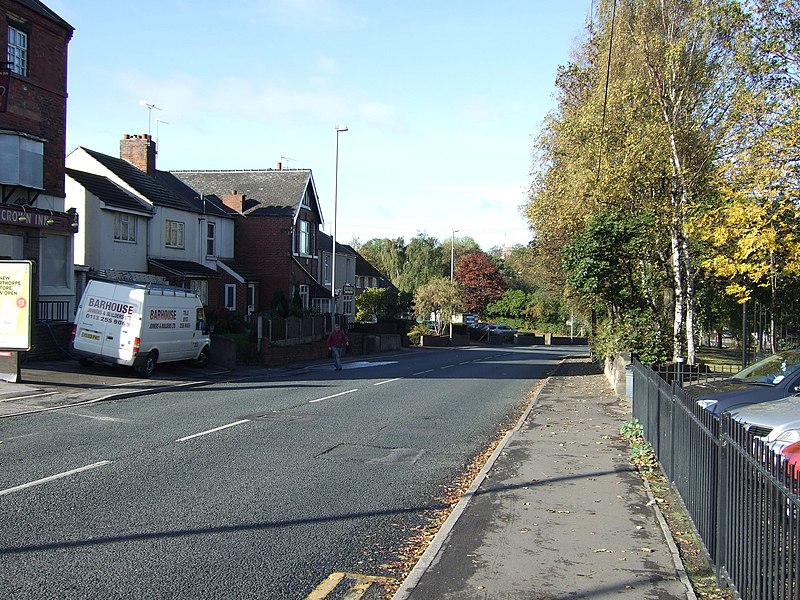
[730,396,800,453]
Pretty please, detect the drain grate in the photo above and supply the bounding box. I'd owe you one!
[244,412,319,423]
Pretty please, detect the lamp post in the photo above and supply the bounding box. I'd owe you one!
[331,125,348,319]
[450,229,459,282]
[450,229,459,338]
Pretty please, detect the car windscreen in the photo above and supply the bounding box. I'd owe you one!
[733,351,800,385]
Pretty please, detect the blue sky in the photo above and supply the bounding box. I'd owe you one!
[50,0,591,251]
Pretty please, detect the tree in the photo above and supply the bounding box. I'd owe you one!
[413,277,463,335]
[352,237,406,283]
[455,252,507,314]
[354,287,410,323]
[396,233,447,293]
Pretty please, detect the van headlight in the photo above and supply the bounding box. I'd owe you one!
[697,399,718,410]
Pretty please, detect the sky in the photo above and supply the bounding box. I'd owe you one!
[49,0,592,251]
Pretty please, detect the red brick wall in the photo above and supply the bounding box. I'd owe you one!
[235,216,293,311]
[0,1,73,198]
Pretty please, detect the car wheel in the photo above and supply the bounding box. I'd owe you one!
[193,346,210,368]
[136,352,157,377]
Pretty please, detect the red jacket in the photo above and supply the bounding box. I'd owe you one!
[327,329,349,349]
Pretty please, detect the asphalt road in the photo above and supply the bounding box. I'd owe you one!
[0,346,580,598]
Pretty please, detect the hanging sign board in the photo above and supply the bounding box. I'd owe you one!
[0,261,32,350]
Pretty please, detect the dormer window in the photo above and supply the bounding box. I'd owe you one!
[7,25,27,77]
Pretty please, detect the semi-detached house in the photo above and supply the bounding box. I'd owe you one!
[170,167,330,315]
[64,135,254,315]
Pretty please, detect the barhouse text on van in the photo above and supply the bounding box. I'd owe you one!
[88,298,134,314]
[150,309,177,321]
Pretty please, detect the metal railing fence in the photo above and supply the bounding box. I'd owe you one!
[632,358,800,599]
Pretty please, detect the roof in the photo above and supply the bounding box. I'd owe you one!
[169,169,317,218]
[16,0,74,31]
[317,231,357,255]
[79,147,199,213]
[66,168,153,215]
[155,171,234,219]
[218,258,259,282]
[148,259,220,279]
[355,253,387,280]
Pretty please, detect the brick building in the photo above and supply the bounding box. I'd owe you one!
[171,167,329,314]
[0,0,76,343]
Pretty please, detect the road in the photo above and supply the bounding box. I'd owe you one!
[0,345,580,598]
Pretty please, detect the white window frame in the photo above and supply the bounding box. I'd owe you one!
[224,284,236,311]
[189,280,208,306]
[323,255,331,286]
[165,220,185,248]
[298,220,310,256]
[342,294,353,317]
[7,26,27,77]
[206,221,216,257]
[113,213,136,242]
[299,284,309,309]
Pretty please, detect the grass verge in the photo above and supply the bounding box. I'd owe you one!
[620,419,734,600]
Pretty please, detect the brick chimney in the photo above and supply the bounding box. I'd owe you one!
[120,133,156,175]
[222,190,246,213]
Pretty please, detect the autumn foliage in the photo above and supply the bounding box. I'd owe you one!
[455,252,507,314]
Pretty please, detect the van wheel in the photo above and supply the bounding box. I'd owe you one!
[193,346,210,368]
[137,352,157,377]
[79,358,93,368]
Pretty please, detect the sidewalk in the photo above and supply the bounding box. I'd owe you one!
[395,357,695,599]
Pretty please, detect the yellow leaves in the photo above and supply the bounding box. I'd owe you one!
[691,193,800,301]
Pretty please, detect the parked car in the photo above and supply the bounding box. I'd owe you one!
[781,441,800,477]
[730,396,800,453]
[690,349,800,415]
[485,324,517,335]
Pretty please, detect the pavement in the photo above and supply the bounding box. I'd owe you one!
[0,353,696,599]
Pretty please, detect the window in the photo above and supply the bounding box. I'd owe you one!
[7,26,27,76]
[343,295,353,317]
[299,284,309,309]
[298,220,310,255]
[40,235,70,293]
[247,283,256,314]
[224,284,236,311]
[323,255,331,285]
[189,280,208,305]
[165,220,184,248]
[206,222,216,257]
[301,190,311,209]
[113,213,136,242]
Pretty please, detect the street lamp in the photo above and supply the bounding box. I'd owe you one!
[450,229,459,282]
[450,229,459,338]
[331,125,348,317]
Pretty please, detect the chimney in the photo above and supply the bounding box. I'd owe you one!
[277,161,282,171]
[222,190,245,213]
[120,133,156,175]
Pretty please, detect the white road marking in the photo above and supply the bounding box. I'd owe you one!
[440,364,453,369]
[64,412,128,422]
[0,391,59,403]
[0,461,112,497]
[374,378,400,386]
[309,389,359,404]
[175,419,250,442]
[412,369,434,375]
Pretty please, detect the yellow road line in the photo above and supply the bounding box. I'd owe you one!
[306,572,392,599]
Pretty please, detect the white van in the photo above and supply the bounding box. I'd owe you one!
[71,280,211,377]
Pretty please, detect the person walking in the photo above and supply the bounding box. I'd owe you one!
[327,323,349,371]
